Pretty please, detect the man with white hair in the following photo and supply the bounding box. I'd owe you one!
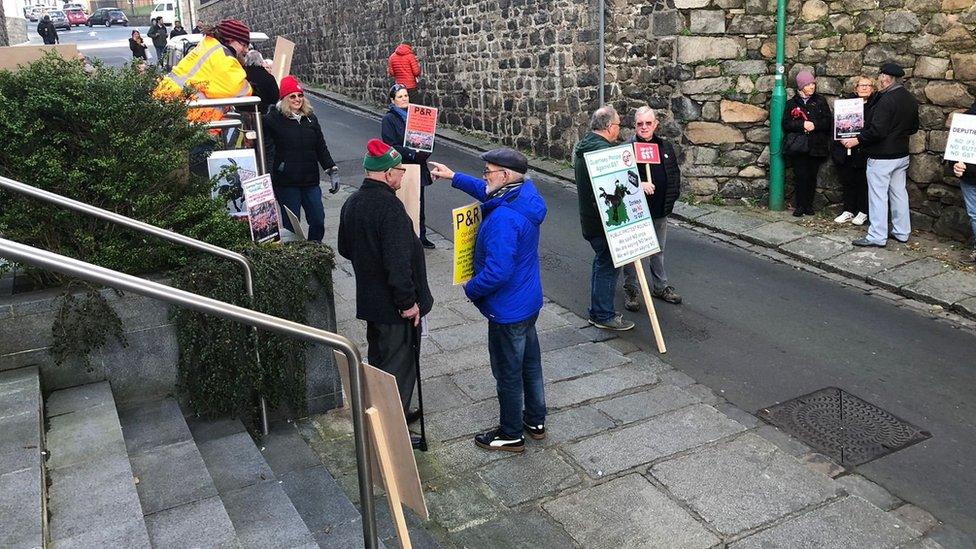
[622,106,682,309]
[574,105,635,331]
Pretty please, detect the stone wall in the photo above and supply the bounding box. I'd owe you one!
[0,11,28,46]
[199,0,976,240]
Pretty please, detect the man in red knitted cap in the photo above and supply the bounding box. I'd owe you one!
[338,139,433,448]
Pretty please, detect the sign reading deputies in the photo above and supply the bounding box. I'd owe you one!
[583,144,661,268]
[451,202,482,285]
[945,113,976,164]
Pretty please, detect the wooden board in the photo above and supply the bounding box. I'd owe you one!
[270,37,295,83]
[0,45,79,71]
[334,350,429,519]
[395,164,422,237]
[366,408,412,549]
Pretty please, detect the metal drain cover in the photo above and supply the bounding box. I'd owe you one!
[758,387,931,467]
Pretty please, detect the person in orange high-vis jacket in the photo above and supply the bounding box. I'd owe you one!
[154,18,253,124]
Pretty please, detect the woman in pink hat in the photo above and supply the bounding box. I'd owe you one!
[782,70,833,217]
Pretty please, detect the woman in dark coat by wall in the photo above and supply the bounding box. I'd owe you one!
[831,75,876,225]
[381,84,436,248]
[129,30,148,61]
[783,70,833,216]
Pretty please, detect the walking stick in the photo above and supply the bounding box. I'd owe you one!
[413,322,428,451]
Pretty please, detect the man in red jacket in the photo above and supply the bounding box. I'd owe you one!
[387,43,422,98]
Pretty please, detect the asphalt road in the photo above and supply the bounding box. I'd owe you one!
[24,21,153,66]
[70,35,976,542]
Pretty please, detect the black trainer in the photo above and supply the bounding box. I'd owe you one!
[522,421,546,440]
[474,428,524,453]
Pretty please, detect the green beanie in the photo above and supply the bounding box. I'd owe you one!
[363,138,403,172]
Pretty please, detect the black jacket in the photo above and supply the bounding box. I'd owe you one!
[573,131,616,240]
[782,93,832,158]
[37,20,57,44]
[244,66,279,114]
[129,38,148,59]
[147,23,168,47]
[858,84,919,159]
[191,25,204,34]
[381,107,433,187]
[338,179,434,323]
[627,135,681,218]
[831,92,874,169]
[170,26,187,37]
[262,109,336,187]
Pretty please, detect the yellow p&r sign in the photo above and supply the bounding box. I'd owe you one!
[452,203,482,285]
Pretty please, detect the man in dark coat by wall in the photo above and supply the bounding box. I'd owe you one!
[622,106,683,309]
[37,15,58,45]
[147,17,168,66]
[338,139,433,445]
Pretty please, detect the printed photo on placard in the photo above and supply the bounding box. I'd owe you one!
[833,98,865,140]
[207,149,258,218]
[404,104,438,153]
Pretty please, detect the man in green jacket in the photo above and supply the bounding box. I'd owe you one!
[574,105,634,331]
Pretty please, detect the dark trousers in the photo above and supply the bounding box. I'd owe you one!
[790,155,824,212]
[488,314,545,438]
[366,321,419,414]
[154,45,165,65]
[274,185,325,242]
[838,164,869,215]
[587,235,620,322]
[420,183,428,241]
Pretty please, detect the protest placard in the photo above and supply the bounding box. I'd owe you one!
[207,149,258,218]
[633,141,661,185]
[404,105,438,153]
[583,145,660,268]
[833,98,865,140]
[395,165,421,236]
[944,113,976,164]
[241,174,281,243]
[452,202,482,285]
[270,37,295,83]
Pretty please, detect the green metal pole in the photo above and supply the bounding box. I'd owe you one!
[768,0,788,211]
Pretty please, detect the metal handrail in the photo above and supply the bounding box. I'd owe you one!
[0,175,273,434]
[0,237,379,549]
[188,96,267,175]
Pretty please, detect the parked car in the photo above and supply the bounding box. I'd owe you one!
[149,1,175,26]
[62,3,86,12]
[86,7,127,26]
[45,10,71,31]
[164,31,269,71]
[65,8,87,26]
[25,6,39,21]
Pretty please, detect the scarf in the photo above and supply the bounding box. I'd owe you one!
[391,105,408,122]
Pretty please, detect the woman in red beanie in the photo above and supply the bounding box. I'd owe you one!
[262,75,338,243]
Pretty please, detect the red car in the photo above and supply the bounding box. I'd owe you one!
[66,8,88,26]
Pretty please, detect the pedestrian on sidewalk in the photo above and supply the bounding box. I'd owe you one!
[170,20,188,38]
[623,106,682,310]
[831,76,875,226]
[782,70,832,217]
[844,62,919,248]
[262,75,338,243]
[37,14,58,45]
[243,50,279,114]
[129,30,148,61]
[191,20,206,34]
[951,100,976,264]
[147,17,169,66]
[387,43,422,101]
[429,148,548,453]
[574,105,635,331]
[338,139,433,448]
[382,84,436,249]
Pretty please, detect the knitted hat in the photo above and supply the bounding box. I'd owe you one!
[279,75,304,99]
[216,19,250,45]
[363,139,402,172]
[795,70,815,89]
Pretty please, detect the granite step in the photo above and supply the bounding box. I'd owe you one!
[46,381,151,547]
[118,398,238,548]
[0,366,44,549]
[189,418,317,548]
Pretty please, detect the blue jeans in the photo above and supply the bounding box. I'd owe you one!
[587,236,620,322]
[488,314,545,438]
[274,185,325,242]
[962,180,976,247]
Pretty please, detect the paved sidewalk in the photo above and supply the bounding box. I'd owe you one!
[293,188,948,549]
[311,87,976,327]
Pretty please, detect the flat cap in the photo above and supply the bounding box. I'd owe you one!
[879,61,905,78]
[480,148,528,174]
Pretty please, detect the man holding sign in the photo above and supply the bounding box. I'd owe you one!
[948,101,976,264]
[623,106,683,309]
[429,149,549,453]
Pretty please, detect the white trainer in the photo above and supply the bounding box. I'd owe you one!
[852,212,868,225]
[834,211,855,223]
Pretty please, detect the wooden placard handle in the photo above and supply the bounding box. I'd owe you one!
[633,260,667,354]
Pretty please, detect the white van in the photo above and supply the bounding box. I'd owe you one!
[149,2,176,25]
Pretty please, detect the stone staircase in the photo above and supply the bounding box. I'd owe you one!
[0,366,377,549]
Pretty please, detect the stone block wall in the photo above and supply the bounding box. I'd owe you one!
[199,0,976,240]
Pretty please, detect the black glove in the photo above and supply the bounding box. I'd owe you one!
[328,166,340,194]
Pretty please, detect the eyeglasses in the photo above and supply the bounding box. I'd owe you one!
[287,93,305,99]
[483,169,506,177]
[608,122,621,128]
[635,121,656,127]
[856,84,873,88]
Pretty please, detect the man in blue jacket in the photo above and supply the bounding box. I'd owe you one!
[429,149,548,453]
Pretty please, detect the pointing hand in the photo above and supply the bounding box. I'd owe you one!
[428,162,455,181]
